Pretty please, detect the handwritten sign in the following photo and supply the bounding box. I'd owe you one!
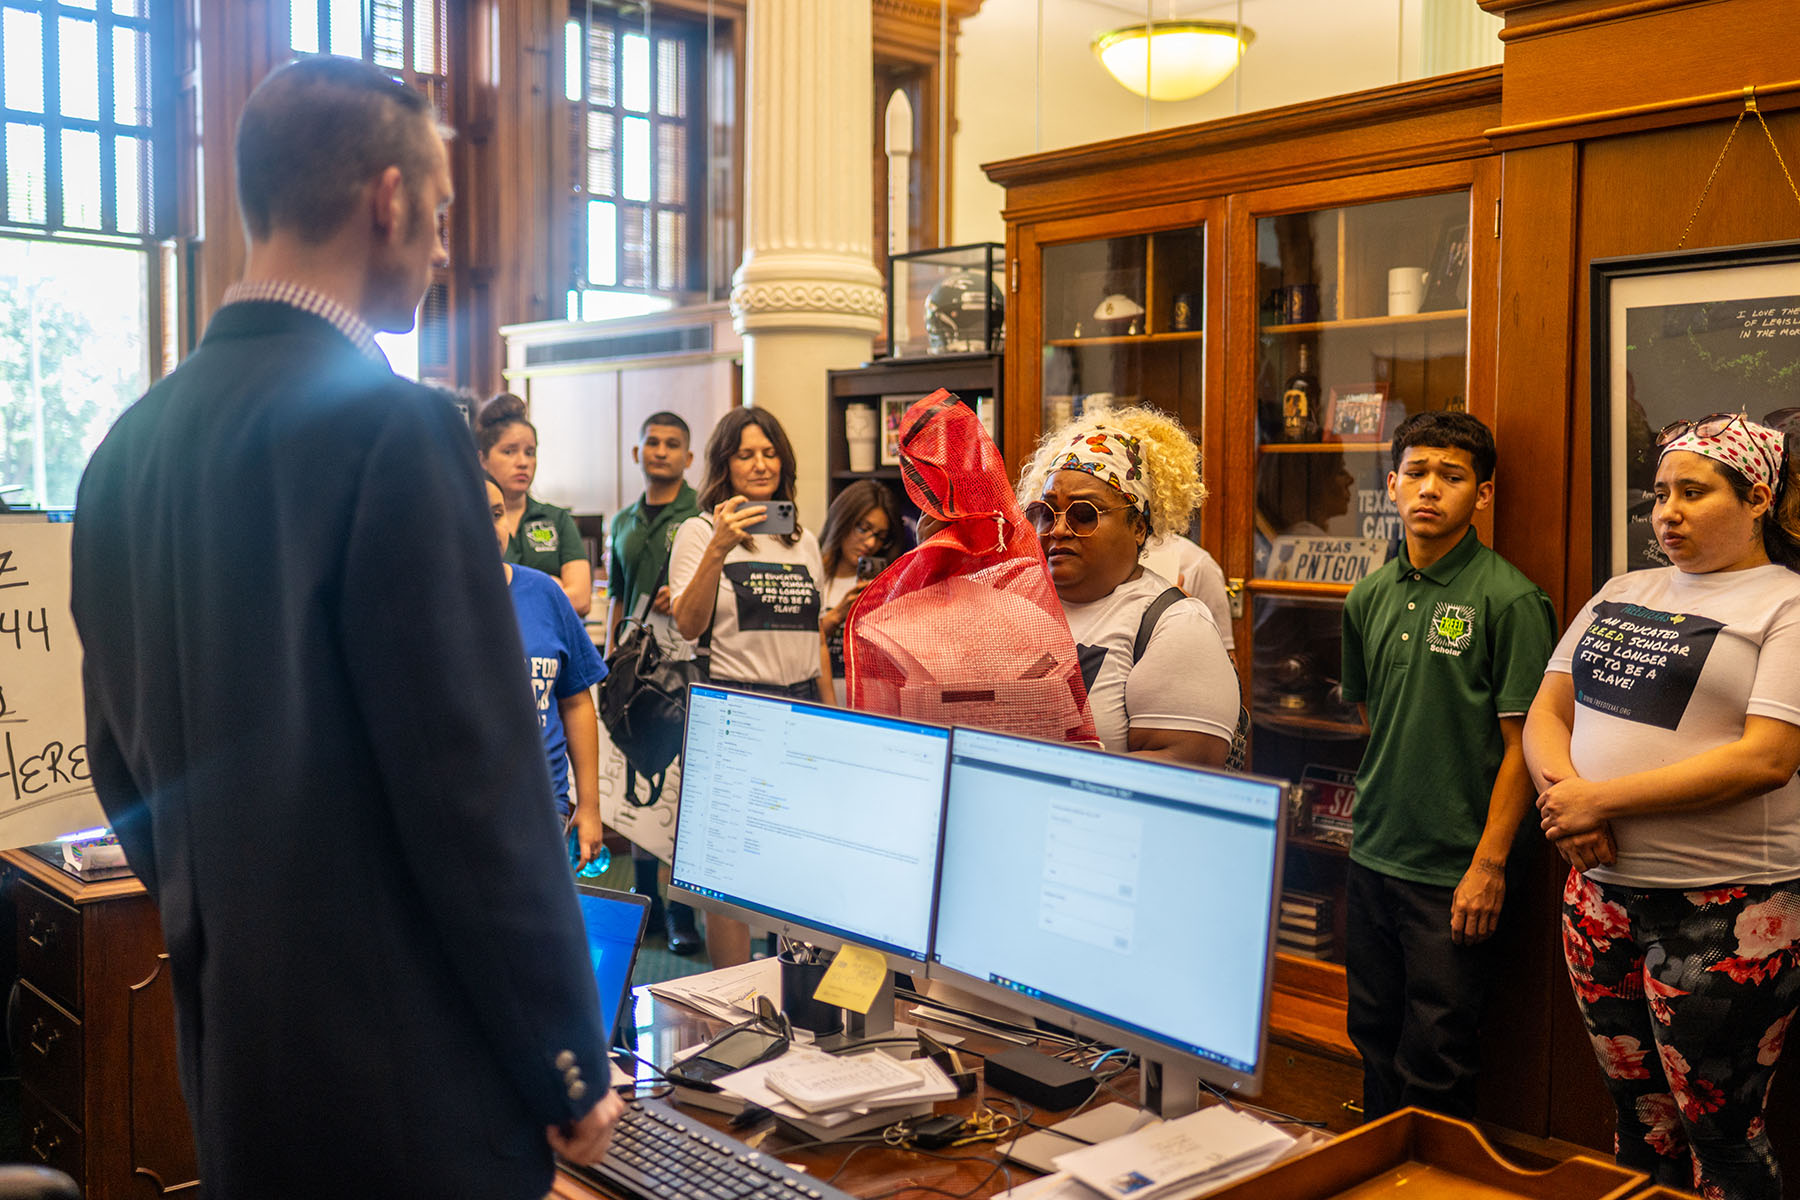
[0,519,106,847]
[1735,304,1800,339]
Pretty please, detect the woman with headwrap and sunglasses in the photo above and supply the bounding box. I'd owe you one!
[1019,407,1238,766]
[1525,412,1800,1200]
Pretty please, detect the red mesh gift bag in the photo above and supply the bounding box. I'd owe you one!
[845,389,1098,744]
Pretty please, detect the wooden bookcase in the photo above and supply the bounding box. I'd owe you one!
[824,352,1004,525]
[985,68,1515,1133]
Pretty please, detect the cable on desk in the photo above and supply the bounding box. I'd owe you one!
[1199,1079,1327,1129]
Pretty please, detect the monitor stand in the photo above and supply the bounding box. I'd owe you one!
[814,971,923,1057]
[1140,1057,1202,1119]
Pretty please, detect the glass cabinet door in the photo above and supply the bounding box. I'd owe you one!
[1038,227,1207,437]
[1246,188,1474,964]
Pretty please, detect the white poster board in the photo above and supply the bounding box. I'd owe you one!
[596,730,679,864]
[0,519,108,847]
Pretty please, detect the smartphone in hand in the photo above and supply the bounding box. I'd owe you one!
[743,499,797,536]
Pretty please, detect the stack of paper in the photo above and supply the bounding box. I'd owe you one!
[712,1047,958,1140]
[646,958,782,1022]
[1011,1107,1295,1200]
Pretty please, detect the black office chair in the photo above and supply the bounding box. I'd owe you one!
[0,1166,78,1200]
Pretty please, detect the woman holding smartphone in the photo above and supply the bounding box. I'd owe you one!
[817,480,904,704]
[669,408,826,965]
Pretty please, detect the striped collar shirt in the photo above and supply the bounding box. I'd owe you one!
[220,280,387,365]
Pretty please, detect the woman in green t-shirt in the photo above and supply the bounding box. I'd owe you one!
[477,393,593,616]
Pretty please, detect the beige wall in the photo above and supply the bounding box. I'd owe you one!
[950,0,1503,244]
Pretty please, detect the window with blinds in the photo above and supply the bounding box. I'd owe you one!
[565,3,704,322]
[288,0,452,383]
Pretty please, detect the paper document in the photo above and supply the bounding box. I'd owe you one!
[765,1049,921,1112]
[646,957,781,1021]
[1053,1106,1295,1200]
[717,1048,955,1126]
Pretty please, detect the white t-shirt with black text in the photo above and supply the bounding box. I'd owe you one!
[669,519,824,689]
[1061,569,1239,754]
[1548,563,1800,887]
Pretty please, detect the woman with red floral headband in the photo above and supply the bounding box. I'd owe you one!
[1527,413,1800,1200]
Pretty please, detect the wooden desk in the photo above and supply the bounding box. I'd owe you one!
[552,985,1100,1200]
[2,847,196,1198]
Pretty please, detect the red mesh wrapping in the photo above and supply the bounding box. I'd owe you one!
[845,390,1098,744]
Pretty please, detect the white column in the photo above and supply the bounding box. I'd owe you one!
[731,0,884,530]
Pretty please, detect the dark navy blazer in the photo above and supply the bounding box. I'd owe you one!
[71,301,608,1198]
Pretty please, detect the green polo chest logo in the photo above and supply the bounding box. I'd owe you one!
[1428,603,1475,655]
[523,519,558,550]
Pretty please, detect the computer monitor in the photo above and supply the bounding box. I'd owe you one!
[669,684,952,973]
[930,728,1286,1116]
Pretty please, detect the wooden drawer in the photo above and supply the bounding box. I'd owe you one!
[15,881,80,1013]
[1259,1040,1365,1134]
[20,1086,83,1183]
[17,981,83,1127]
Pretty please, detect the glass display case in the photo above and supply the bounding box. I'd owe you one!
[1246,189,1474,963]
[886,242,1004,359]
[1037,226,1208,442]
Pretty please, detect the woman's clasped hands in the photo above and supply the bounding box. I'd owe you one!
[1537,768,1618,870]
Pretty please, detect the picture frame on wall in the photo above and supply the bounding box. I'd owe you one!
[1324,384,1390,442]
[1590,239,1800,588]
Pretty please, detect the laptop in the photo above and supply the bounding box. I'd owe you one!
[571,882,653,1049]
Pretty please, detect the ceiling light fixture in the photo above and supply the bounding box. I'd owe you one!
[1091,20,1255,103]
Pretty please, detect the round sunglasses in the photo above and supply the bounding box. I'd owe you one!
[1024,498,1136,537]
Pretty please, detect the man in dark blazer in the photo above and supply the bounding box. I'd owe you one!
[70,57,622,1198]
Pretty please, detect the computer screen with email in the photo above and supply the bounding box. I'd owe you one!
[931,729,1285,1095]
[670,684,951,964]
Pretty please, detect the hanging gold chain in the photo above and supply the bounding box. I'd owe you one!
[1676,87,1800,249]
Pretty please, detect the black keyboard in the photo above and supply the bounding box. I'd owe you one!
[561,1098,858,1200]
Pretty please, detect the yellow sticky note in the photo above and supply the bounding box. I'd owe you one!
[809,944,889,1015]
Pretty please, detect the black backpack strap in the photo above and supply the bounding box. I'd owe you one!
[1133,587,1186,664]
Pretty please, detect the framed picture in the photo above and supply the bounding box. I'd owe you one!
[1323,384,1389,442]
[879,394,912,466]
[1423,219,1470,311]
[1591,240,1800,587]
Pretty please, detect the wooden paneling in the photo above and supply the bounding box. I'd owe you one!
[1484,0,1800,141]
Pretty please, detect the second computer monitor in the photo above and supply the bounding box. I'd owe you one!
[670,684,951,967]
[931,728,1286,1099]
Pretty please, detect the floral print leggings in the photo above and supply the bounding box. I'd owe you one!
[1563,869,1800,1200]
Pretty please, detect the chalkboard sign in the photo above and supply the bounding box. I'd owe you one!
[0,518,107,847]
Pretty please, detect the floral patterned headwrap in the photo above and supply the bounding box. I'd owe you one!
[1049,426,1151,516]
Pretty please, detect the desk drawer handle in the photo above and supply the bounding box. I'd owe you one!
[27,1121,59,1164]
[25,913,59,953]
[1342,1100,1364,1116]
[26,1018,59,1058]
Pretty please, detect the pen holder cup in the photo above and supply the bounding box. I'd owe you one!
[778,951,843,1037]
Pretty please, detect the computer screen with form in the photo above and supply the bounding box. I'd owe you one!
[931,728,1285,1100]
[671,684,950,963]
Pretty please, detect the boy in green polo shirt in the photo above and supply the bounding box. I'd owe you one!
[606,411,703,954]
[1340,410,1556,1120]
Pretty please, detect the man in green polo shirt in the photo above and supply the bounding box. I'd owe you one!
[606,410,703,954]
[1340,410,1556,1121]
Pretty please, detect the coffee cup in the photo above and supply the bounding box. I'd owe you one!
[1388,267,1428,316]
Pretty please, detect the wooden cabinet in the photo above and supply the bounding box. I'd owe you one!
[987,69,1510,1120]
[6,849,196,1198]
[824,352,1003,523]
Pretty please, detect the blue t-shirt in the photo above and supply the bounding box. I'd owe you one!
[507,565,607,816]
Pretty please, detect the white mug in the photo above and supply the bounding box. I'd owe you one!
[1388,267,1428,316]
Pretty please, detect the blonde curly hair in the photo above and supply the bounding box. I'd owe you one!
[1018,405,1207,541]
